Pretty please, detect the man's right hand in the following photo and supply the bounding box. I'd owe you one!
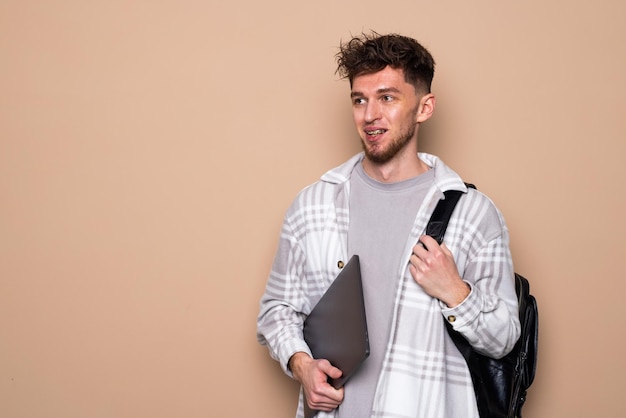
[288,352,344,412]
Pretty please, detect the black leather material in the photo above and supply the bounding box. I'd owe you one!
[426,190,462,244]
[444,274,538,418]
[427,188,538,418]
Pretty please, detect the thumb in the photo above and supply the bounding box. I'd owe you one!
[319,359,343,379]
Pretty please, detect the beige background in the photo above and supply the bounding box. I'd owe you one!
[1,0,625,417]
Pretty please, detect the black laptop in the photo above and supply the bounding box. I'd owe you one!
[303,254,370,389]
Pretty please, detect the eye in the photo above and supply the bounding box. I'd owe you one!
[382,95,394,102]
[353,97,366,105]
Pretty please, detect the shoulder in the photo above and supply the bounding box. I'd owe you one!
[287,180,339,215]
[459,187,508,242]
[285,153,361,217]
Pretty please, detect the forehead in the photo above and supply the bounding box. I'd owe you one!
[351,66,415,95]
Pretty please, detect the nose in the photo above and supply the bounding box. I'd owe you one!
[364,100,381,123]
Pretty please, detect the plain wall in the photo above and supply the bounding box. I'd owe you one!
[1,1,625,417]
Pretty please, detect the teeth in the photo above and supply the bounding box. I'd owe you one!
[367,129,385,135]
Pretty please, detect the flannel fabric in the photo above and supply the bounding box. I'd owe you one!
[257,152,521,418]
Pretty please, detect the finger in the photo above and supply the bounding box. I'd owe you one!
[310,401,340,412]
[412,241,428,256]
[307,395,340,412]
[419,234,439,249]
[308,385,344,409]
[318,360,343,380]
[439,242,453,257]
[409,254,422,277]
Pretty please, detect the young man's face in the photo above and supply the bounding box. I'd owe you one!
[350,66,425,164]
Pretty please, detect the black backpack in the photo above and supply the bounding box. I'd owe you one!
[426,187,538,418]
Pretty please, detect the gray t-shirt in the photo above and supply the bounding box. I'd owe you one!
[338,162,434,417]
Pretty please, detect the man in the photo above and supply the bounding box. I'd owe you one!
[257,32,520,418]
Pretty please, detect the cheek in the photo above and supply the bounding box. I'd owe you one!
[396,109,417,126]
[352,108,365,125]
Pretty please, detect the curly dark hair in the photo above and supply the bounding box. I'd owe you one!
[336,32,435,93]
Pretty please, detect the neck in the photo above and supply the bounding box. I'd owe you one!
[362,152,430,183]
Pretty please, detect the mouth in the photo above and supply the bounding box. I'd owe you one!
[364,128,387,137]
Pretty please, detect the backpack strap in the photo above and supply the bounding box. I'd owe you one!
[425,184,475,244]
[425,190,463,244]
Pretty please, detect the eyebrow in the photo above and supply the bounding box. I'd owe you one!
[350,87,402,98]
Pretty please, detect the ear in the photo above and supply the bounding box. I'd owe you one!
[415,93,436,123]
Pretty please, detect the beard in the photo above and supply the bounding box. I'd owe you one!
[361,122,417,164]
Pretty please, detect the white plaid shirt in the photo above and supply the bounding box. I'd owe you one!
[257,152,521,418]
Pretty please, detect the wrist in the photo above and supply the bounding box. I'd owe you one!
[444,281,471,308]
[288,352,312,380]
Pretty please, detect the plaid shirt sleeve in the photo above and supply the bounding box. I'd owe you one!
[257,180,349,376]
[439,188,521,358]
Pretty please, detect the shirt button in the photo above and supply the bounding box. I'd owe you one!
[337,260,345,269]
[447,315,456,323]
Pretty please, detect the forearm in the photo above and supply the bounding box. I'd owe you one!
[437,222,520,357]
[257,298,312,375]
